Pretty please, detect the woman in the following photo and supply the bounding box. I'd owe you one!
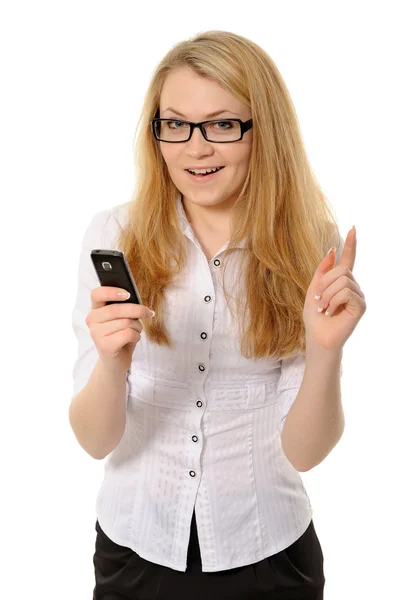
[70,29,366,599]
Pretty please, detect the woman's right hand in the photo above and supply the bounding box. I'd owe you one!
[86,286,155,373]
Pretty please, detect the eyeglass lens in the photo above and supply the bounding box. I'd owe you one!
[154,120,241,142]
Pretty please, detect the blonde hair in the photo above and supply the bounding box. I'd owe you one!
[115,30,341,359]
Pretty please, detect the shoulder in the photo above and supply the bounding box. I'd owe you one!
[109,201,131,230]
[84,201,131,248]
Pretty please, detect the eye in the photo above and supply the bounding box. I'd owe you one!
[167,120,186,129]
[210,120,233,129]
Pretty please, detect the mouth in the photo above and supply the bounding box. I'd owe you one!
[185,166,225,182]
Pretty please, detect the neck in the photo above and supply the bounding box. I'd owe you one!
[182,196,232,236]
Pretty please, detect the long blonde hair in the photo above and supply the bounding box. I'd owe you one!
[114,30,341,360]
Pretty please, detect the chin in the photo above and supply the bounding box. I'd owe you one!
[184,191,228,204]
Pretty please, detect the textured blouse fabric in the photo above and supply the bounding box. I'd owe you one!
[71,193,343,573]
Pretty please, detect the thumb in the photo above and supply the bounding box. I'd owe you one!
[313,245,336,291]
[320,245,337,271]
[308,246,337,299]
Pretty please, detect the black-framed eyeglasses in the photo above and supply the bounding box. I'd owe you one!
[151,117,253,143]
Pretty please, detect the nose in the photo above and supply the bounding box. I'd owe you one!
[186,126,213,154]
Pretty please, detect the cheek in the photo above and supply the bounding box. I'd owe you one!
[233,152,251,179]
[230,145,251,169]
[160,146,179,168]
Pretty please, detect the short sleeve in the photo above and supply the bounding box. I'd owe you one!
[70,207,129,401]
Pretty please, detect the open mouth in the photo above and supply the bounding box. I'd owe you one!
[185,166,225,181]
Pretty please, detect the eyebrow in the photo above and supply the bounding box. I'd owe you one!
[161,107,240,119]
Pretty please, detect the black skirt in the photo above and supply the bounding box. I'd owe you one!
[93,510,325,599]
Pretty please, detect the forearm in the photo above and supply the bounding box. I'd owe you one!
[69,358,128,460]
[281,346,344,472]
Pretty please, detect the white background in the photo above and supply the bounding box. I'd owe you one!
[1,1,397,598]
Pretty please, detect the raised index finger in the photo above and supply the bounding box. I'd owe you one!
[338,227,357,272]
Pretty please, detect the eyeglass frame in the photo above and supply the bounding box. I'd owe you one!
[151,117,253,143]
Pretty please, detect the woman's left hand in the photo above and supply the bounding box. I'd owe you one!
[303,226,367,351]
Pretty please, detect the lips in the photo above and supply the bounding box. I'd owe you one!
[185,166,225,183]
[185,166,225,174]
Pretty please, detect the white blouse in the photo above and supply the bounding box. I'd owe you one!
[71,193,343,572]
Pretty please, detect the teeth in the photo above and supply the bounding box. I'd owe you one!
[188,167,222,175]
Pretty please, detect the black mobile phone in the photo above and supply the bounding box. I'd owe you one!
[90,249,142,306]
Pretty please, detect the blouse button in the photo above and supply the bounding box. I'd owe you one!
[213,259,221,267]
[192,435,198,443]
[204,295,212,303]
[200,332,207,340]
[196,400,203,408]
[198,364,206,372]
[189,470,196,478]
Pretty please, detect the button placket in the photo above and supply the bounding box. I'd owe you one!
[199,291,212,369]
[190,277,215,483]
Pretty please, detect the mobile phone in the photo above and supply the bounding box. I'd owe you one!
[90,249,142,306]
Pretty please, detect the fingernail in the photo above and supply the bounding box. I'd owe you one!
[327,246,337,255]
[117,290,130,299]
[146,309,156,318]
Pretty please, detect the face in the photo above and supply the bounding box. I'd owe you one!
[158,67,252,214]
